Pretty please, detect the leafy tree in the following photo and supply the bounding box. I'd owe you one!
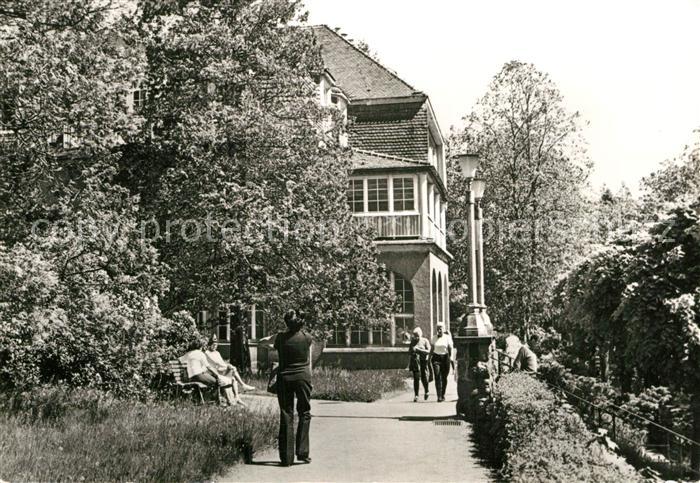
[449,61,592,340]
[614,203,700,469]
[641,128,700,210]
[118,0,395,338]
[0,0,199,395]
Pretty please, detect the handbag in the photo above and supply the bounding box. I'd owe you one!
[267,364,279,394]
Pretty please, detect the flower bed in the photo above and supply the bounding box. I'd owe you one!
[0,385,277,482]
[249,368,408,402]
[473,373,640,482]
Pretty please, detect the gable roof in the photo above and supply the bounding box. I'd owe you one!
[312,25,422,101]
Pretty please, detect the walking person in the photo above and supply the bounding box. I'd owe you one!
[274,309,313,466]
[430,322,453,402]
[408,327,431,402]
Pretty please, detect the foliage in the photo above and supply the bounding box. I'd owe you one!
[248,368,407,402]
[310,368,407,402]
[538,359,695,479]
[120,0,396,337]
[449,61,592,339]
[0,0,395,392]
[473,373,640,482]
[641,129,700,211]
[0,385,277,482]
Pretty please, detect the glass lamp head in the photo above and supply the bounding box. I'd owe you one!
[471,178,486,199]
[455,154,480,179]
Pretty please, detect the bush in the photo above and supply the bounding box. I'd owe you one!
[248,368,408,402]
[0,386,277,482]
[474,373,640,482]
[0,239,200,398]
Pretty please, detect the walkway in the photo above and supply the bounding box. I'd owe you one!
[221,377,491,482]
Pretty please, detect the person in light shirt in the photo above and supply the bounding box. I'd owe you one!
[205,335,256,394]
[180,337,243,406]
[408,327,432,402]
[430,322,453,402]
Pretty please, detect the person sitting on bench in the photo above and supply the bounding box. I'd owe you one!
[180,337,245,407]
[205,335,256,393]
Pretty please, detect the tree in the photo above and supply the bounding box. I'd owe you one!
[641,128,700,213]
[0,0,196,395]
[117,0,395,337]
[449,61,592,340]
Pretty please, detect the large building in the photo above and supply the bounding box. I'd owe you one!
[315,26,451,368]
[213,26,451,369]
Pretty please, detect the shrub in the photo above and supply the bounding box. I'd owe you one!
[0,386,277,482]
[0,240,200,398]
[474,373,640,482]
[248,368,408,402]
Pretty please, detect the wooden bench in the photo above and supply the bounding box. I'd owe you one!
[168,360,216,404]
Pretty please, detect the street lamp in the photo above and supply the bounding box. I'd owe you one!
[471,178,486,306]
[454,154,480,310]
[453,154,494,419]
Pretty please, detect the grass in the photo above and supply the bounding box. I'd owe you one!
[0,386,277,482]
[249,368,408,402]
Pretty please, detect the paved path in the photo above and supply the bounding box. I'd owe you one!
[222,377,492,482]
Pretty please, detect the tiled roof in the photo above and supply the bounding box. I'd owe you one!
[350,149,425,170]
[312,25,421,101]
[349,102,429,161]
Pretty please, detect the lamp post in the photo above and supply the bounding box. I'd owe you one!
[453,154,494,419]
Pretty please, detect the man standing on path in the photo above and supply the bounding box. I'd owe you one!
[430,322,453,402]
[274,309,313,466]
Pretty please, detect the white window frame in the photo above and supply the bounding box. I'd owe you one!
[348,174,419,216]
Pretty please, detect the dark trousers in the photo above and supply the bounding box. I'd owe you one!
[412,358,429,396]
[431,353,450,399]
[277,378,311,466]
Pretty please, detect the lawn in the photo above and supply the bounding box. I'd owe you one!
[0,386,277,482]
[248,368,408,402]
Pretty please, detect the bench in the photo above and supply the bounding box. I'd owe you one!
[168,360,217,404]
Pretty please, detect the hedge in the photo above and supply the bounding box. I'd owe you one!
[473,373,641,482]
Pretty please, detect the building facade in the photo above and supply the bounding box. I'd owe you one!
[313,26,451,368]
[199,26,451,369]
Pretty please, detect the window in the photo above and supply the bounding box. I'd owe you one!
[371,327,387,346]
[218,309,230,341]
[195,310,208,326]
[367,178,388,212]
[395,274,414,314]
[394,316,414,345]
[347,179,364,213]
[350,327,369,346]
[393,272,414,344]
[329,325,346,346]
[133,88,146,112]
[393,177,415,211]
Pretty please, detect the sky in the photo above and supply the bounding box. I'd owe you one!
[302,0,700,193]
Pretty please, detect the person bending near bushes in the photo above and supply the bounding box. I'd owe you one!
[180,338,245,407]
[430,322,453,402]
[408,327,431,402]
[205,335,256,394]
[274,309,313,466]
[505,334,538,373]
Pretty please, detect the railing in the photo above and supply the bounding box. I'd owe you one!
[491,349,700,478]
[355,213,420,239]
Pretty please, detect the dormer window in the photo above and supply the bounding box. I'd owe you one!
[128,80,147,114]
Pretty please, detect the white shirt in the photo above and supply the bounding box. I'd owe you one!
[205,349,228,372]
[431,333,453,356]
[180,349,210,379]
